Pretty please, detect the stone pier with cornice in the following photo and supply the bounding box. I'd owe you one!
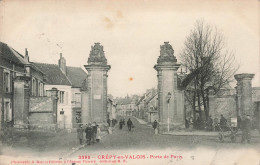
[83,43,111,124]
[154,42,185,133]
[235,73,255,116]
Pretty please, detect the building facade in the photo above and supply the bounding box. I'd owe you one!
[0,42,47,130]
[33,53,88,129]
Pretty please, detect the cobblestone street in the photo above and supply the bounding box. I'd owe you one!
[71,117,260,154]
[66,117,260,165]
[1,117,260,165]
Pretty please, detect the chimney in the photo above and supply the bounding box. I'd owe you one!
[24,48,29,63]
[58,53,67,75]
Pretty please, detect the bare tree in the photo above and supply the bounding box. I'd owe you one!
[181,19,238,120]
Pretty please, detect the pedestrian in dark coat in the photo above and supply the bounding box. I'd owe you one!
[127,118,133,131]
[185,118,189,129]
[123,118,126,126]
[153,120,158,134]
[220,114,227,131]
[107,119,111,127]
[196,116,202,130]
[207,116,213,131]
[241,115,252,143]
[119,119,123,130]
[85,124,92,145]
[77,125,84,145]
[237,115,242,130]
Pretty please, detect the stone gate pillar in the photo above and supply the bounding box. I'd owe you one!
[234,73,254,116]
[84,43,111,123]
[13,76,30,128]
[81,79,89,124]
[154,42,183,132]
[49,88,58,124]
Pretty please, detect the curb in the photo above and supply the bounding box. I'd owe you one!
[162,133,218,137]
[162,132,260,137]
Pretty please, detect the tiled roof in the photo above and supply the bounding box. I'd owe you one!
[32,62,71,86]
[136,96,145,105]
[145,93,158,104]
[0,42,27,65]
[33,63,88,87]
[66,66,88,88]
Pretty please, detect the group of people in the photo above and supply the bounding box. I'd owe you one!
[185,114,253,143]
[107,119,117,127]
[185,115,226,131]
[77,122,101,145]
[119,118,133,131]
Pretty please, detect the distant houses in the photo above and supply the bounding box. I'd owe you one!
[116,95,137,117]
[115,88,159,123]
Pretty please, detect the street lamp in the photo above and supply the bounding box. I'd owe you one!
[166,92,172,132]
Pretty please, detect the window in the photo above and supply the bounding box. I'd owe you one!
[4,99,12,122]
[72,93,81,107]
[46,90,51,97]
[3,71,11,93]
[75,93,81,103]
[32,78,37,96]
[59,91,65,104]
[38,82,41,96]
[65,92,68,105]
[39,83,44,96]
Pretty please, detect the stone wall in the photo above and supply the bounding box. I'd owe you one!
[252,87,260,102]
[209,95,236,124]
[28,95,57,130]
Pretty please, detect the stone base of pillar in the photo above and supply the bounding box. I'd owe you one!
[13,122,29,129]
[158,122,185,133]
[98,122,109,131]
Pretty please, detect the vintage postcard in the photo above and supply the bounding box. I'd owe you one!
[0,0,259,165]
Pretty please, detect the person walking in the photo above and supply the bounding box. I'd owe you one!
[153,120,158,134]
[220,114,227,131]
[207,116,213,131]
[185,118,189,129]
[127,118,133,131]
[85,123,92,145]
[77,124,84,145]
[196,116,202,130]
[237,115,242,130]
[241,115,252,143]
[123,118,126,126]
[96,125,101,142]
[107,119,111,127]
[189,117,194,131]
[92,122,97,143]
[119,119,124,130]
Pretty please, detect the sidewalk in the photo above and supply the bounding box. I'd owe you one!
[133,116,148,125]
[0,128,109,158]
[163,129,260,137]
[134,116,260,137]
[163,131,218,136]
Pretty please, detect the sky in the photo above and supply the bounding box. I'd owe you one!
[0,0,259,97]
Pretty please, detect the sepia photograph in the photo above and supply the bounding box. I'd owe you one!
[0,0,259,164]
